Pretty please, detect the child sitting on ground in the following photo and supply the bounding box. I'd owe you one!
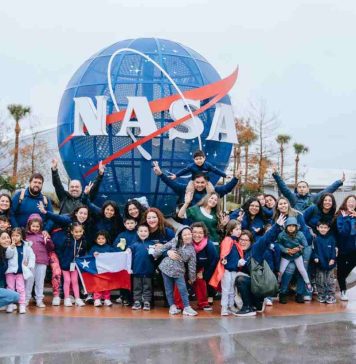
[277,217,312,304]
[312,221,337,304]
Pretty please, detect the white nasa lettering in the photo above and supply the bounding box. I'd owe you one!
[73,96,108,136]
[168,99,204,141]
[116,97,158,137]
[206,103,238,143]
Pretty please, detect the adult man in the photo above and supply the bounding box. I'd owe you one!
[153,161,241,207]
[11,173,53,231]
[51,159,105,214]
[272,165,345,212]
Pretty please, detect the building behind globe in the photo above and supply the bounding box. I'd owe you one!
[57,38,233,213]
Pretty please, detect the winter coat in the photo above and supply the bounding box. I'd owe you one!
[195,239,219,281]
[174,161,227,179]
[272,172,343,212]
[5,241,35,280]
[59,237,86,271]
[11,188,53,230]
[129,239,156,277]
[312,234,336,270]
[113,230,138,251]
[52,168,103,214]
[153,238,196,282]
[277,230,308,260]
[229,209,266,240]
[303,205,336,235]
[336,215,356,255]
[88,243,116,255]
[26,232,54,265]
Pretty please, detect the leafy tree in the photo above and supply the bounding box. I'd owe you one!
[293,143,309,187]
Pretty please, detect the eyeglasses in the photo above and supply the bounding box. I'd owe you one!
[239,238,251,242]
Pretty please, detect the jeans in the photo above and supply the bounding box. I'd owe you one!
[280,245,312,295]
[162,273,190,308]
[133,276,152,303]
[0,288,20,307]
[235,275,263,309]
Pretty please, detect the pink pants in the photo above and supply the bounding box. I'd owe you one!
[49,252,62,297]
[6,273,26,304]
[62,270,80,299]
[93,291,110,300]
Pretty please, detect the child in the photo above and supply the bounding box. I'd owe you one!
[169,150,227,181]
[0,216,11,232]
[312,221,337,303]
[126,224,155,311]
[25,214,54,307]
[153,226,197,316]
[114,217,138,305]
[277,217,312,303]
[60,222,86,307]
[210,220,243,316]
[89,231,116,307]
[5,228,35,314]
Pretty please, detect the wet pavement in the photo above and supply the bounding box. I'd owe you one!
[1,286,355,363]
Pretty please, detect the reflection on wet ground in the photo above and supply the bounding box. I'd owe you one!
[2,321,355,364]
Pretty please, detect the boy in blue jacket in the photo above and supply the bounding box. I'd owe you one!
[114,218,138,251]
[312,221,337,304]
[126,223,156,311]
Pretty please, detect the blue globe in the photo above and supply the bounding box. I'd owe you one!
[57,38,233,214]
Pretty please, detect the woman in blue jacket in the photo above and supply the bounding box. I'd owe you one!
[335,195,356,301]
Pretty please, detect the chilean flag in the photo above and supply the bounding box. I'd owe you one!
[76,252,132,293]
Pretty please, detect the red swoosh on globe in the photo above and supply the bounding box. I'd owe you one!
[59,68,238,177]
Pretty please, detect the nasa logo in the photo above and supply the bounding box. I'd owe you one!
[57,38,239,212]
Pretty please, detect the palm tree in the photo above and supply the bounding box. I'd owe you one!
[293,143,309,187]
[8,104,31,181]
[276,134,291,178]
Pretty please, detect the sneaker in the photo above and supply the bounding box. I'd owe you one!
[228,306,238,314]
[85,294,94,304]
[143,301,151,311]
[36,300,46,308]
[303,295,312,302]
[132,301,141,310]
[6,304,14,313]
[52,296,61,306]
[233,306,256,317]
[279,293,288,304]
[122,299,130,306]
[169,304,181,315]
[317,296,326,303]
[75,298,85,307]
[340,290,348,301]
[104,299,113,307]
[255,300,266,313]
[221,306,230,316]
[202,305,213,311]
[19,304,26,314]
[264,298,273,306]
[326,296,336,304]
[183,306,198,316]
[295,294,305,304]
[94,299,102,307]
[25,299,30,307]
[208,297,214,305]
[115,297,123,304]
[69,295,75,304]
[64,298,73,307]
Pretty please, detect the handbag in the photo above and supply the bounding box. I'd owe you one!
[250,258,278,298]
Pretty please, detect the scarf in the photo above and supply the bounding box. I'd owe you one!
[193,237,208,253]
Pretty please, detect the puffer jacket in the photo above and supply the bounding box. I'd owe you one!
[5,241,35,280]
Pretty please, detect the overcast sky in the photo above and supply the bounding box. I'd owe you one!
[0,0,355,170]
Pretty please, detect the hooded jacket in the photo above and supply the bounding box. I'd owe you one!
[5,241,35,280]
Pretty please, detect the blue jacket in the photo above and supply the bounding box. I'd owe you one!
[11,188,53,231]
[148,227,175,244]
[60,237,86,271]
[196,240,219,281]
[263,242,281,273]
[130,239,156,277]
[272,172,343,212]
[303,205,336,235]
[113,230,138,251]
[225,237,240,272]
[174,161,227,179]
[263,206,274,224]
[312,234,336,270]
[88,243,116,255]
[159,173,238,208]
[229,209,265,241]
[336,215,356,255]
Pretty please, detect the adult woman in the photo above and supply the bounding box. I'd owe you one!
[230,198,267,241]
[0,193,15,227]
[123,199,146,224]
[232,214,286,316]
[174,222,218,311]
[335,195,356,301]
[143,207,175,243]
[274,197,312,303]
[178,192,222,246]
[303,193,337,234]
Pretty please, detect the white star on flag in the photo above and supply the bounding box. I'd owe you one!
[81,259,90,269]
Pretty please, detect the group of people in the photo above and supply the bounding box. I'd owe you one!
[0,150,355,318]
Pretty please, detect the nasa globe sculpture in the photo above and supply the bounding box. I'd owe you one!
[57,38,238,214]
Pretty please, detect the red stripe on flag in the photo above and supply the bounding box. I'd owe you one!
[81,271,131,292]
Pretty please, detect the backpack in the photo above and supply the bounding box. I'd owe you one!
[17,188,48,209]
[250,258,279,298]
